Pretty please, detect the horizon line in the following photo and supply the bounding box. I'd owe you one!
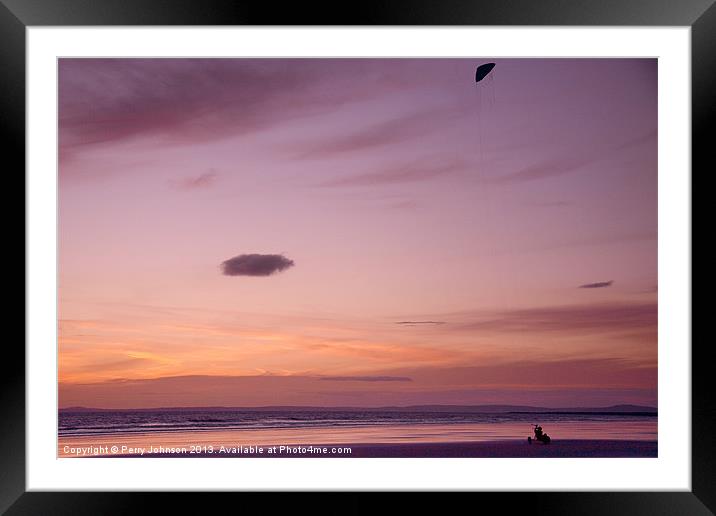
[59,402,657,412]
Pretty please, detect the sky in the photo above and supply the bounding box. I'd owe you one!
[58,58,657,409]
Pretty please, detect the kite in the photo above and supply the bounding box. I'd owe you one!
[475,63,496,83]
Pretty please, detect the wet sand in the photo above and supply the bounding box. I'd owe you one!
[58,420,657,458]
[124,440,657,458]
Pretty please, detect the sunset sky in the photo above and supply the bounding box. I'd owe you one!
[58,58,657,409]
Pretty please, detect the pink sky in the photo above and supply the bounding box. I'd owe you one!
[58,58,657,408]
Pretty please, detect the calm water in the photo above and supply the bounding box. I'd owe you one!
[59,409,657,439]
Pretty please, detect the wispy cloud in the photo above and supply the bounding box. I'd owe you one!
[58,59,401,166]
[388,358,656,389]
[58,359,656,408]
[525,230,657,253]
[615,128,657,150]
[532,200,572,208]
[294,108,458,160]
[171,170,218,190]
[395,321,446,326]
[491,155,595,184]
[319,158,465,187]
[319,376,413,382]
[451,302,656,334]
[492,129,656,185]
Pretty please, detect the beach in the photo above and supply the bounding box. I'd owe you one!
[58,418,657,458]
[82,440,657,458]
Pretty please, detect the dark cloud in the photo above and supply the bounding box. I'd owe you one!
[579,280,614,289]
[221,254,294,277]
[319,376,413,382]
[395,321,446,326]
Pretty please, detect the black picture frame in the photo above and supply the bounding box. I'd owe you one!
[3,0,709,513]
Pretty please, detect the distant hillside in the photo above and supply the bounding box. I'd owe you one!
[59,404,657,415]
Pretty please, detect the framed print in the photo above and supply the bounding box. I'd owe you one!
[4,0,710,513]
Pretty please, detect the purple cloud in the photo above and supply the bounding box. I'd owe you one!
[579,280,614,289]
[221,254,295,277]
